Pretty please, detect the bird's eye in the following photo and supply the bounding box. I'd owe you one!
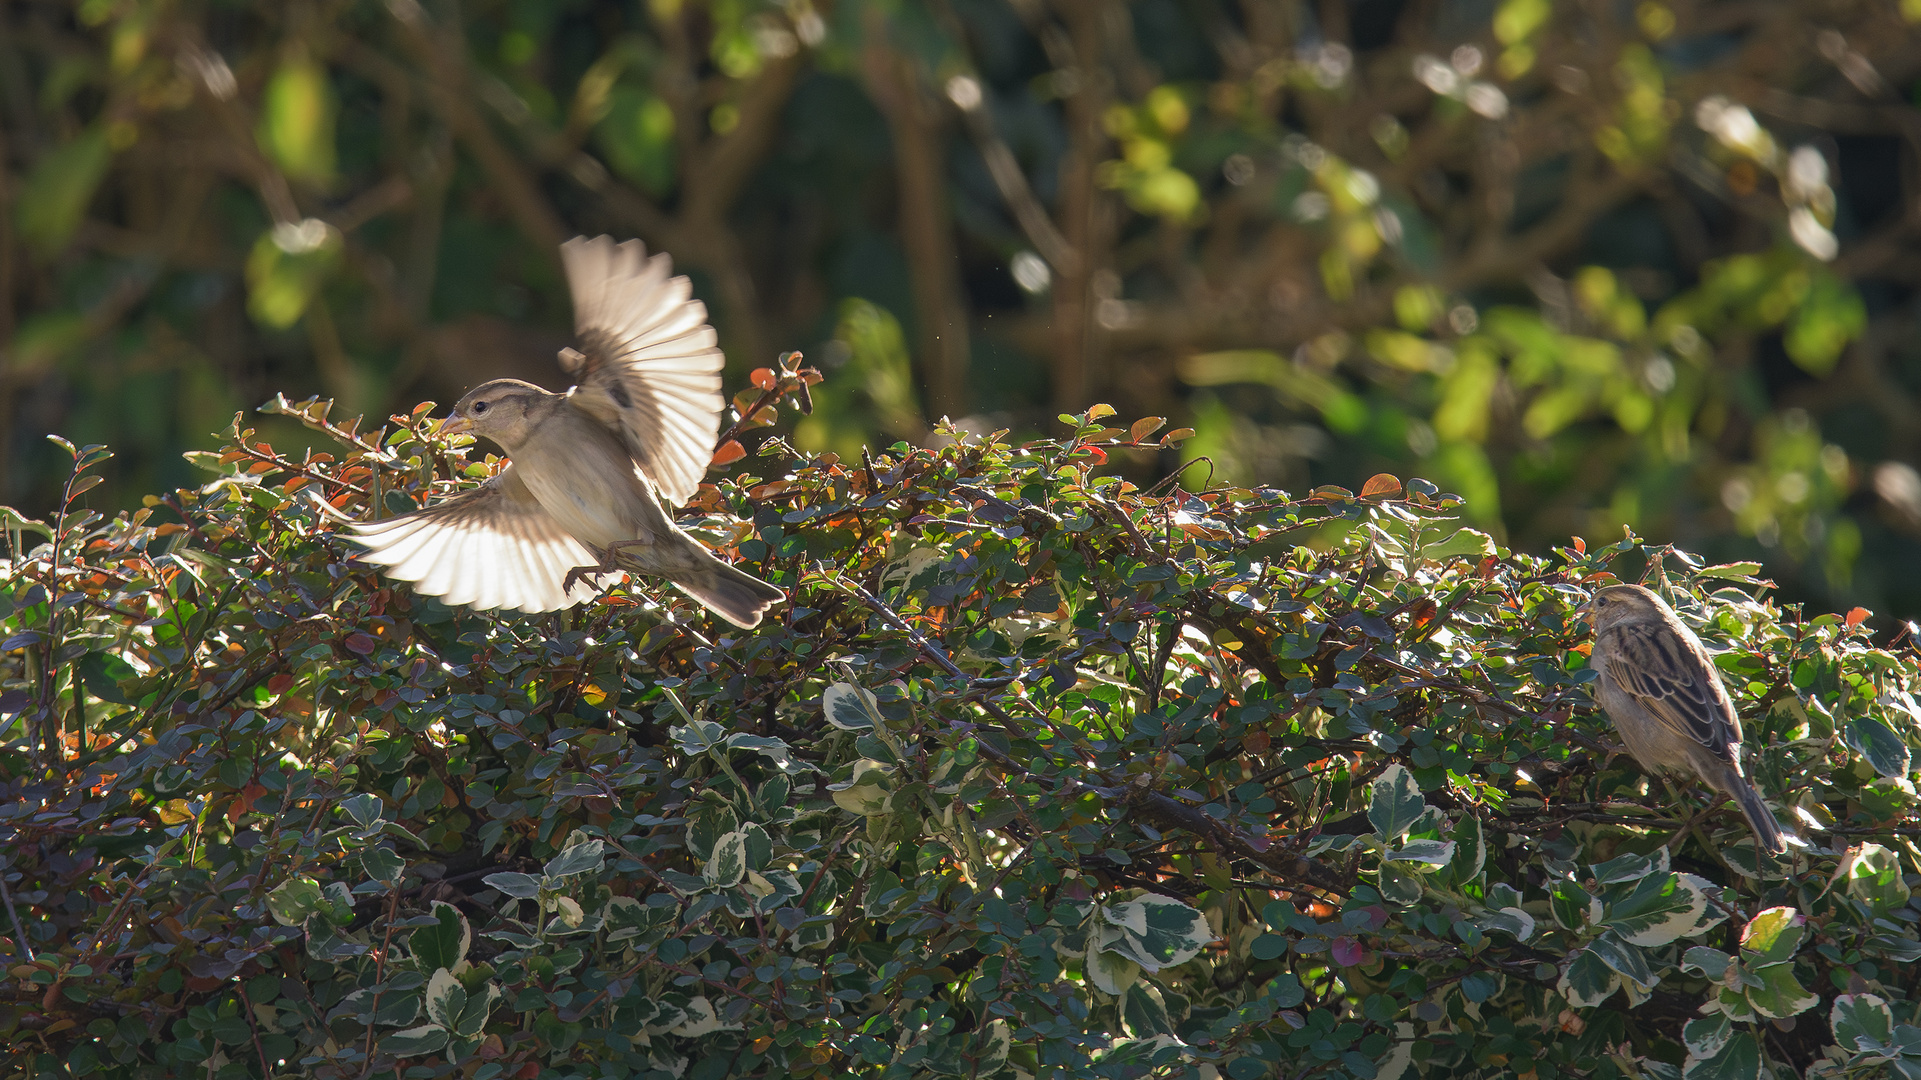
[472,401,489,414]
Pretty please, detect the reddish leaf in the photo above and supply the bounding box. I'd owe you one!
[1846,607,1871,628]
[1130,416,1166,442]
[1571,535,1586,554]
[1360,473,1402,499]
[751,367,777,391]
[267,673,294,695]
[1076,445,1108,466]
[710,440,747,467]
[344,633,376,655]
[1243,729,1272,754]
[1160,428,1196,445]
[1331,936,1366,966]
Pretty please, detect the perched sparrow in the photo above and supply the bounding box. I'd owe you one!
[351,236,784,628]
[1586,583,1784,853]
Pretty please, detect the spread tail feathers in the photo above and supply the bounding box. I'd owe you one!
[667,560,785,628]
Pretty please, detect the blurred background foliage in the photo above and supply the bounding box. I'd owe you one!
[3,0,1921,618]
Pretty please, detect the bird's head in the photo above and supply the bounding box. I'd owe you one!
[1584,582,1673,631]
[441,379,556,452]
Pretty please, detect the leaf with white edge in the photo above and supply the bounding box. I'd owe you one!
[409,901,469,971]
[482,871,541,900]
[1087,929,1142,995]
[451,983,500,1039]
[670,720,726,756]
[1611,873,1723,947]
[1388,838,1457,867]
[1682,1031,1763,1080]
[1745,962,1820,1019]
[1682,946,1731,981]
[1448,816,1485,883]
[703,830,747,889]
[1099,893,1217,971]
[267,876,326,926]
[670,996,738,1037]
[1738,906,1805,966]
[1558,948,1620,1008]
[979,1020,1012,1072]
[382,1023,449,1057]
[828,759,894,816]
[1843,843,1908,913]
[722,733,815,775]
[543,838,605,878]
[360,845,405,885]
[604,896,649,943]
[339,793,385,827]
[1683,1014,1733,1058]
[1831,994,1895,1052]
[1376,863,1425,907]
[1121,982,1174,1037]
[1591,849,1666,884]
[1368,763,1426,841]
[1474,907,1535,942]
[1586,931,1654,986]
[1377,1022,1416,1080]
[423,968,466,1030]
[823,682,882,731]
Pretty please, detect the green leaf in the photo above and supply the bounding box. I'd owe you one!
[1368,764,1426,841]
[1683,1014,1732,1059]
[410,902,468,971]
[257,56,337,181]
[1784,272,1865,377]
[16,126,113,256]
[481,872,541,900]
[1744,962,1820,1019]
[1549,877,1596,931]
[245,222,341,329]
[1738,906,1805,966]
[544,838,605,878]
[1846,715,1911,778]
[1681,946,1731,981]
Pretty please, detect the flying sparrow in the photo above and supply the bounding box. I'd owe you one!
[350,236,784,628]
[1586,583,1784,854]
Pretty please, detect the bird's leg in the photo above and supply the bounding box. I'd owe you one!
[562,540,653,595]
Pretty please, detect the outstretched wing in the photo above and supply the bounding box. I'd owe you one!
[1596,621,1743,764]
[349,466,604,614]
[559,235,724,506]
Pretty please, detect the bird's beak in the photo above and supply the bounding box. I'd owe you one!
[440,414,474,437]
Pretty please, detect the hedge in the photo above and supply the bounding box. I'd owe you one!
[2,387,1919,1080]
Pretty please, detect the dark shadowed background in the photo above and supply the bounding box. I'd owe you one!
[3,0,1920,619]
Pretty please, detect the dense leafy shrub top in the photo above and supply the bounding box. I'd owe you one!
[3,391,1921,1080]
